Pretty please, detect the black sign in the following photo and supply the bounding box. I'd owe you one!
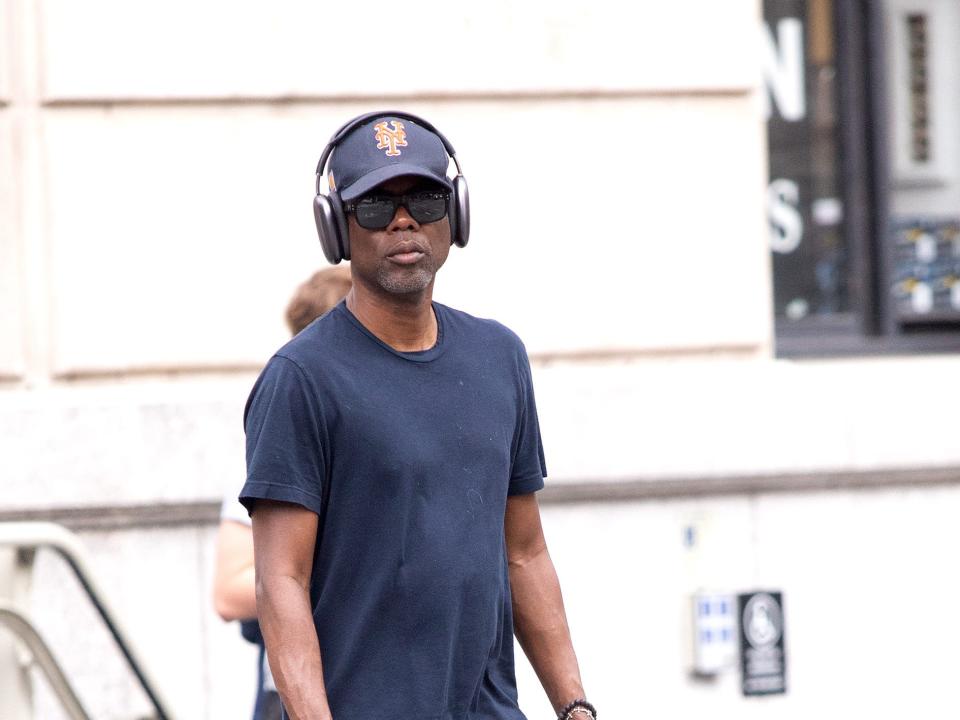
[738,591,787,696]
[764,0,849,320]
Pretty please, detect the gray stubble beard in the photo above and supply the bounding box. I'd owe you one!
[376,260,436,295]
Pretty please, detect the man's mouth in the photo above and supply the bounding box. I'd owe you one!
[387,242,427,265]
[389,252,424,265]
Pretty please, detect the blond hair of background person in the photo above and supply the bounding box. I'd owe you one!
[213,266,351,720]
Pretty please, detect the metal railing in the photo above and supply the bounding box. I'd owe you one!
[0,522,175,720]
[0,601,90,720]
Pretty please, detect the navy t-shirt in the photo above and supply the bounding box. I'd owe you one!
[240,300,546,720]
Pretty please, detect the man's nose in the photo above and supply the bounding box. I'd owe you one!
[388,204,419,231]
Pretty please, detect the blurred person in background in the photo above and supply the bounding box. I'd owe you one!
[213,266,351,720]
[240,111,594,720]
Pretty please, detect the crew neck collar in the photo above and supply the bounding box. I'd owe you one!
[337,300,445,363]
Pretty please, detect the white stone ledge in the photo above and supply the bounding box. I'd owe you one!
[0,375,254,511]
[2,354,958,510]
[536,354,960,481]
[4,465,959,531]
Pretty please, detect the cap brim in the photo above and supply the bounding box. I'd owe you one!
[339,163,453,201]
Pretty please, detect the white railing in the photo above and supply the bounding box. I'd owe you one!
[0,522,175,720]
[0,601,90,720]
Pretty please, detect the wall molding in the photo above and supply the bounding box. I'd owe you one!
[543,465,960,504]
[0,501,224,532]
[40,87,751,110]
[2,466,959,531]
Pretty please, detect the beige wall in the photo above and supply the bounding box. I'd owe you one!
[39,96,769,376]
[5,0,769,380]
[1,0,21,379]
[38,0,756,100]
[25,484,960,719]
[518,485,960,719]
[0,0,9,101]
[0,115,23,380]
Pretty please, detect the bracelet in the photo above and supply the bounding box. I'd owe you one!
[558,698,597,720]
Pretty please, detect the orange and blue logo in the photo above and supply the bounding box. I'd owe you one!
[374,120,407,157]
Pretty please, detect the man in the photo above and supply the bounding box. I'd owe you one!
[240,112,594,720]
[214,266,351,720]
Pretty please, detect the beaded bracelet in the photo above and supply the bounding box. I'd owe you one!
[558,698,597,720]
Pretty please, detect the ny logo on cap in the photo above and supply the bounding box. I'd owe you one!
[374,120,407,157]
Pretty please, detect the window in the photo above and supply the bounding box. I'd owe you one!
[763,0,960,355]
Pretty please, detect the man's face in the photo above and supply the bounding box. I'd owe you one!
[346,176,451,297]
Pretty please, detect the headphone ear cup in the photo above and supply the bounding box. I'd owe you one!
[446,192,458,247]
[330,190,350,261]
[451,175,470,248]
[314,194,343,264]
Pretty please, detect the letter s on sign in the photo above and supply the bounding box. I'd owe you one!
[767,178,803,254]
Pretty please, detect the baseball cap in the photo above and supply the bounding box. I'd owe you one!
[328,115,454,202]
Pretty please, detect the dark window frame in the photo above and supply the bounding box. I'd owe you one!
[775,0,960,357]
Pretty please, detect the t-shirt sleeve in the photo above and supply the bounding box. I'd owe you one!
[240,354,326,517]
[509,343,547,495]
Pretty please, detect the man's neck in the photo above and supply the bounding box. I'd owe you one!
[345,283,438,352]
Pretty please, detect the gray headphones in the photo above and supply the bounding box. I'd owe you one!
[312,110,470,264]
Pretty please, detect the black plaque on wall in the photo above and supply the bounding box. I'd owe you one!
[738,591,787,696]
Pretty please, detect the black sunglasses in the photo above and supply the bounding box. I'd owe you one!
[345,189,449,230]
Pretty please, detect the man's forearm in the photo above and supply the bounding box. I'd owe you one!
[509,548,585,712]
[258,575,332,720]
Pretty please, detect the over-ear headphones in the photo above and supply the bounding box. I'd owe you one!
[313,110,470,265]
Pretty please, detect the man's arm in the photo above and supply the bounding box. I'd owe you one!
[505,492,587,714]
[212,520,257,621]
[252,499,332,720]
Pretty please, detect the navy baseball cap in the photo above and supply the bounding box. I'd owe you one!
[327,115,454,202]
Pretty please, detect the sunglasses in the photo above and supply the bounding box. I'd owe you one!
[345,189,449,230]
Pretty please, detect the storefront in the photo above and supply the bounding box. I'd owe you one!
[765,0,960,354]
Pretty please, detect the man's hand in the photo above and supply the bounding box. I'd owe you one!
[252,499,333,720]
